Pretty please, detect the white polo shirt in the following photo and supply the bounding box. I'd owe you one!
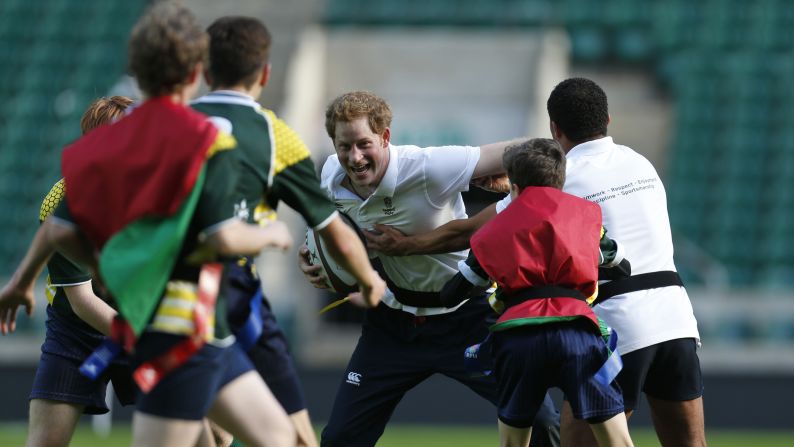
[321,143,480,316]
[496,137,700,353]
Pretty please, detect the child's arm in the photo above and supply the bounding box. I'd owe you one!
[440,251,492,308]
[598,226,631,280]
[202,220,293,256]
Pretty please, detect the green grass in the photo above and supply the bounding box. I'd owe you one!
[2,423,794,446]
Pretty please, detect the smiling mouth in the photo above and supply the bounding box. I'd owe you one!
[351,164,369,175]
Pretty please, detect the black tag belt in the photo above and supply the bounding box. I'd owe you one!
[591,271,683,306]
[371,258,444,308]
[501,285,587,309]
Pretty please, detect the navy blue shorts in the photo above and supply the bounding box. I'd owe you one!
[133,333,253,420]
[492,320,624,426]
[224,260,306,414]
[321,298,560,447]
[618,337,703,411]
[30,306,136,414]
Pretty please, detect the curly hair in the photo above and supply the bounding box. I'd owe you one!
[502,138,566,190]
[128,1,207,97]
[207,16,271,89]
[80,96,133,134]
[546,78,609,144]
[324,91,392,140]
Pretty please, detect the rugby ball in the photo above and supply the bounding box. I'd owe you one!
[305,212,367,294]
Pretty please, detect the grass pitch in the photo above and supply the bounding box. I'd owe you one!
[1,423,794,446]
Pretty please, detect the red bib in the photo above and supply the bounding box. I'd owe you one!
[470,187,602,328]
[61,96,217,249]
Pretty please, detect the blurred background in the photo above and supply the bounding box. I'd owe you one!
[1,0,793,443]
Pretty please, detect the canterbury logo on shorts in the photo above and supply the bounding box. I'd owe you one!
[346,371,362,386]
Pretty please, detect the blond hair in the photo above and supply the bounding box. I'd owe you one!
[324,91,392,140]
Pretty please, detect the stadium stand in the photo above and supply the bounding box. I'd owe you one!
[0,0,148,282]
[325,0,794,289]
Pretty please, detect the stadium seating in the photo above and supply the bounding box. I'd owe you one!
[324,0,794,289]
[0,0,147,277]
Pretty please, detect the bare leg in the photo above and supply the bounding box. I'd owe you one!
[498,419,532,447]
[207,371,295,447]
[132,411,204,447]
[647,395,706,447]
[588,412,634,447]
[290,409,319,447]
[560,400,597,447]
[198,419,227,447]
[26,399,83,447]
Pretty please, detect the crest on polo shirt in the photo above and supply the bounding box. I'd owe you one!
[382,197,395,216]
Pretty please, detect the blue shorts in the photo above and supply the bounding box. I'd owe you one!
[492,319,624,427]
[30,306,136,414]
[133,333,253,420]
[225,260,306,414]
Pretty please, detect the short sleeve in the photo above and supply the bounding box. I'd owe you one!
[268,115,336,229]
[271,158,337,229]
[47,252,90,286]
[40,180,90,285]
[495,194,512,214]
[423,145,480,207]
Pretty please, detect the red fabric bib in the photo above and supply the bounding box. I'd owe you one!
[61,97,217,249]
[470,187,602,327]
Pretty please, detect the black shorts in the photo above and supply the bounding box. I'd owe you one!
[133,333,253,420]
[493,320,624,427]
[618,337,703,411]
[30,352,136,415]
[224,260,306,414]
[30,306,136,414]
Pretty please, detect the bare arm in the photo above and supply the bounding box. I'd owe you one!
[63,282,116,336]
[317,217,385,308]
[365,203,498,256]
[204,220,293,256]
[0,222,58,334]
[473,138,526,178]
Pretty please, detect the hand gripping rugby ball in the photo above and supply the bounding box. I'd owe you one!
[305,212,367,294]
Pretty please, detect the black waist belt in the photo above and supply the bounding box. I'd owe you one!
[371,258,444,308]
[592,271,683,306]
[502,285,587,309]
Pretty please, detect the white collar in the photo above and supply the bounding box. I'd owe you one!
[567,136,613,157]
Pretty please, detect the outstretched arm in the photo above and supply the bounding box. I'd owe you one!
[473,138,526,178]
[0,221,61,334]
[365,203,497,256]
[203,220,293,256]
[317,216,385,308]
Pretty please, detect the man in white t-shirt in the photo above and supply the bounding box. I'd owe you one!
[297,91,560,447]
[367,79,705,447]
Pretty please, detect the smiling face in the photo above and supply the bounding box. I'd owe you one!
[333,117,391,195]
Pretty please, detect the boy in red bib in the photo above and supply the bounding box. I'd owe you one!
[440,138,633,447]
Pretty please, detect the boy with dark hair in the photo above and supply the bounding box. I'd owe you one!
[439,138,633,447]
[193,15,383,447]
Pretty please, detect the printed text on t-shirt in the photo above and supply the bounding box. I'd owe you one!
[583,177,658,204]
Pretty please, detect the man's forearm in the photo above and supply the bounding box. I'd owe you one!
[397,203,498,256]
